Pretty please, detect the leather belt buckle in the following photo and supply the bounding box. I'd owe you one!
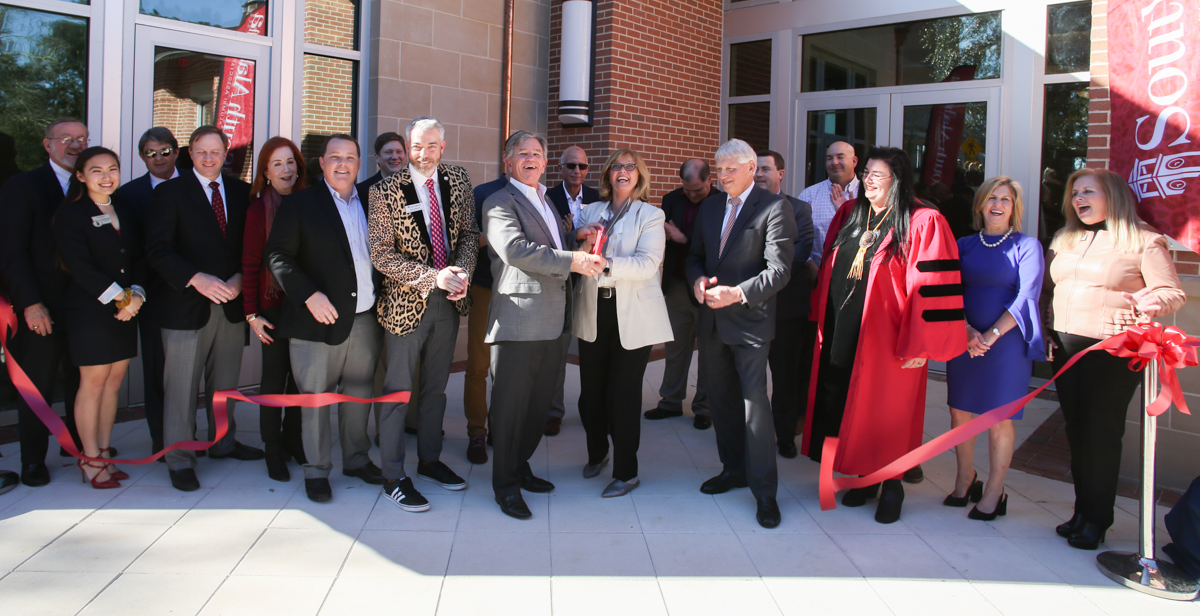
[598,287,615,299]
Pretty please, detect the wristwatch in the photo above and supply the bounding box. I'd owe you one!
[246,314,258,323]
[991,327,1001,340]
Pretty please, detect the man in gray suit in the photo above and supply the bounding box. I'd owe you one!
[482,131,606,520]
[686,139,796,529]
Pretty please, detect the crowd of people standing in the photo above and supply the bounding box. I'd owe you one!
[0,115,1184,542]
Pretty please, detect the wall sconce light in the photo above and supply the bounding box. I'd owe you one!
[557,0,595,127]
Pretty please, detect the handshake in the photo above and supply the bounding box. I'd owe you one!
[571,252,606,277]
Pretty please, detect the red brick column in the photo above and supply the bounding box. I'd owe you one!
[546,0,723,204]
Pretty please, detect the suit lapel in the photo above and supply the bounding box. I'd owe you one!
[437,165,456,252]
[716,188,762,268]
[315,185,356,264]
[184,173,227,243]
[507,183,558,246]
[396,169,432,250]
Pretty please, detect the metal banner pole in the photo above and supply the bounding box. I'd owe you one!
[1097,360,1199,600]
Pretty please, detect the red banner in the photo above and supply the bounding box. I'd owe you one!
[216,6,267,177]
[1110,1,1200,253]
[921,66,976,188]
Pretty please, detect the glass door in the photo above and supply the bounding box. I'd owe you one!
[794,92,889,193]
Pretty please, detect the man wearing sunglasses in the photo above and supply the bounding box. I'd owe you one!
[115,127,181,458]
[544,145,599,436]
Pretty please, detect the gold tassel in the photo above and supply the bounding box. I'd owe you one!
[847,246,867,280]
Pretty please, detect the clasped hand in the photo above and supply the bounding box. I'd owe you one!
[115,294,143,322]
[571,251,605,277]
[437,266,470,301]
[575,222,603,253]
[965,325,991,358]
[1122,287,1163,320]
[189,272,241,304]
[693,276,741,309]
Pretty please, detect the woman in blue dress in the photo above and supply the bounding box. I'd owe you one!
[945,177,1044,521]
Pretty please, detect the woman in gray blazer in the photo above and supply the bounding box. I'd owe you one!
[573,148,673,497]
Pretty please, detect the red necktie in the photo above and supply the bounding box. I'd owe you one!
[426,178,448,270]
[210,181,227,237]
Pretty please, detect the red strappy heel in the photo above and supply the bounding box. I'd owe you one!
[78,458,120,489]
[100,447,129,480]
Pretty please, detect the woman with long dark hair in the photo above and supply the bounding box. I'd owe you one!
[243,137,308,481]
[54,147,145,488]
[802,147,967,523]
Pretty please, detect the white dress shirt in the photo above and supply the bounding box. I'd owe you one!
[798,176,860,265]
[50,160,72,195]
[509,178,564,249]
[326,183,377,313]
[563,182,585,226]
[720,184,754,233]
[150,168,180,189]
[193,168,228,221]
[408,163,452,255]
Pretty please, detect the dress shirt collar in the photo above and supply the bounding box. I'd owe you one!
[326,181,360,207]
[150,168,179,189]
[563,182,582,201]
[729,184,753,209]
[837,176,860,194]
[510,177,548,208]
[50,159,72,194]
[409,163,439,187]
[194,167,224,190]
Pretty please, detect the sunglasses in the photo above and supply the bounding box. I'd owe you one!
[143,147,174,159]
[563,162,589,171]
[610,163,638,172]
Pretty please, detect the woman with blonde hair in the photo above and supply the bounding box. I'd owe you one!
[572,148,672,497]
[1047,168,1184,549]
[944,177,1044,520]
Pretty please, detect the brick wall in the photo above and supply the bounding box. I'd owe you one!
[301,54,357,163]
[306,0,358,50]
[546,0,723,204]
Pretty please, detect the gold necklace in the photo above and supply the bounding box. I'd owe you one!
[847,205,892,279]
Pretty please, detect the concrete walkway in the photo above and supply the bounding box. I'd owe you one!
[0,356,1193,615]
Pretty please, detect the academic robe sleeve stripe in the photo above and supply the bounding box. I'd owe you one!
[915,258,960,272]
[916,283,963,298]
[921,308,966,322]
[895,208,969,361]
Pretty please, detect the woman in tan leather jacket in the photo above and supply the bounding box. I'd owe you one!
[1045,168,1185,550]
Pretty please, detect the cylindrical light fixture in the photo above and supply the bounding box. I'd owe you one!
[557,0,594,127]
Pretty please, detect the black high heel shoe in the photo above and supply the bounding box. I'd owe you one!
[967,493,1007,521]
[875,480,905,524]
[942,471,984,507]
[1067,522,1108,550]
[841,482,881,507]
[1056,513,1086,538]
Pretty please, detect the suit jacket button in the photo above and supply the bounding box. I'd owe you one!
[561,284,566,291]
[120,269,125,273]
[120,249,126,253]
[351,292,357,297]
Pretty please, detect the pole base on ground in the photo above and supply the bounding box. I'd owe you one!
[1097,551,1199,601]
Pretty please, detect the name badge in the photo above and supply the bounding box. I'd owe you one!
[92,214,112,227]
[405,204,424,214]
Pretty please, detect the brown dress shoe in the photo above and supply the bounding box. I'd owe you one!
[544,417,562,436]
[467,433,488,465]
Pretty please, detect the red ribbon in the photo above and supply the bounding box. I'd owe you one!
[1,297,409,465]
[818,322,1200,511]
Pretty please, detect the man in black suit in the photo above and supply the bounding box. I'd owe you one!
[543,145,599,436]
[147,125,264,492]
[267,134,385,503]
[754,150,815,459]
[359,132,407,195]
[114,126,180,456]
[686,139,796,529]
[646,159,720,430]
[0,117,87,486]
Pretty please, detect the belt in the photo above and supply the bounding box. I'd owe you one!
[597,287,616,299]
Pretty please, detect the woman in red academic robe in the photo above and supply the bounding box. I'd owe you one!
[801,146,967,524]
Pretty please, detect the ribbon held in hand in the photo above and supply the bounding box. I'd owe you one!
[818,321,1200,511]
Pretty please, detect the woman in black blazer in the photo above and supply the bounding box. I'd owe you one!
[54,147,146,489]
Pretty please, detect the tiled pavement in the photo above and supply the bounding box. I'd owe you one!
[0,355,1195,616]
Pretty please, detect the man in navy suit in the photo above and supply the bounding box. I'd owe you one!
[0,117,87,486]
[114,127,180,457]
[542,145,599,436]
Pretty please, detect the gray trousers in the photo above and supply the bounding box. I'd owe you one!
[162,304,245,471]
[548,334,569,420]
[379,290,459,480]
[699,329,777,499]
[490,333,567,497]
[289,311,383,479]
[659,277,709,415]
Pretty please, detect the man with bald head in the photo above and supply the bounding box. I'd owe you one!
[645,158,721,429]
[799,141,859,277]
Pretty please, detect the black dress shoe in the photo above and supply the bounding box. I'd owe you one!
[777,440,798,459]
[20,463,50,487]
[644,407,683,420]
[519,473,555,493]
[700,469,748,494]
[0,470,18,496]
[902,465,924,484]
[306,478,333,502]
[1056,513,1087,538]
[874,479,904,524]
[840,483,879,507]
[496,494,532,519]
[264,445,290,482]
[544,417,562,436]
[208,442,265,461]
[169,468,201,492]
[1067,522,1108,550]
[693,415,712,430]
[343,461,386,485]
[756,496,781,528]
[404,426,418,436]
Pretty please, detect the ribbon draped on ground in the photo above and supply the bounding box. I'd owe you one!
[819,322,1200,511]
[1,297,409,465]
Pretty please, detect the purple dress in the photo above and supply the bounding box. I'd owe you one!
[946,231,1045,419]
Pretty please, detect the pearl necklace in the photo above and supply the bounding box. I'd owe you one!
[979,228,1012,248]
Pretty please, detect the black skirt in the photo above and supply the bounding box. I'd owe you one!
[66,304,138,367]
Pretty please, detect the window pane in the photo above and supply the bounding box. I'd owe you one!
[301,54,358,165]
[728,102,770,153]
[1046,1,1091,74]
[305,0,359,51]
[804,108,875,187]
[1039,82,1089,246]
[729,39,771,97]
[153,47,258,182]
[141,0,270,35]
[901,101,988,239]
[0,5,88,177]
[801,12,1001,92]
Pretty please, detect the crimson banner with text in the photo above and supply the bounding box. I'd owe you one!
[215,5,267,178]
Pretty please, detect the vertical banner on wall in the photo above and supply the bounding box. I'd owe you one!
[1110,0,1200,253]
[921,65,976,188]
[215,6,267,177]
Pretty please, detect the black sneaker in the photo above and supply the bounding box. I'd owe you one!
[417,460,467,491]
[383,477,430,512]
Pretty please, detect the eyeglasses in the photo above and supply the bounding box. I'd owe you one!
[610,163,638,172]
[563,162,588,171]
[52,136,89,147]
[143,147,174,159]
[863,171,893,182]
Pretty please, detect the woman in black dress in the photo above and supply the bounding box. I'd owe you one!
[55,147,145,489]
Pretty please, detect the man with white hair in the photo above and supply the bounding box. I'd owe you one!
[685,139,796,529]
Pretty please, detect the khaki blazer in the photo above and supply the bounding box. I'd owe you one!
[572,199,673,349]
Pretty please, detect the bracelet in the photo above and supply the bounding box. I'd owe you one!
[114,288,133,310]
[246,314,258,323]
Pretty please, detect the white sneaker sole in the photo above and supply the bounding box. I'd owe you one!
[417,473,467,491]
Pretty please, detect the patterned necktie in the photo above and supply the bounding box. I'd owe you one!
[209,181,227,237]
[718,197,741,257]
[426,178,448,270]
